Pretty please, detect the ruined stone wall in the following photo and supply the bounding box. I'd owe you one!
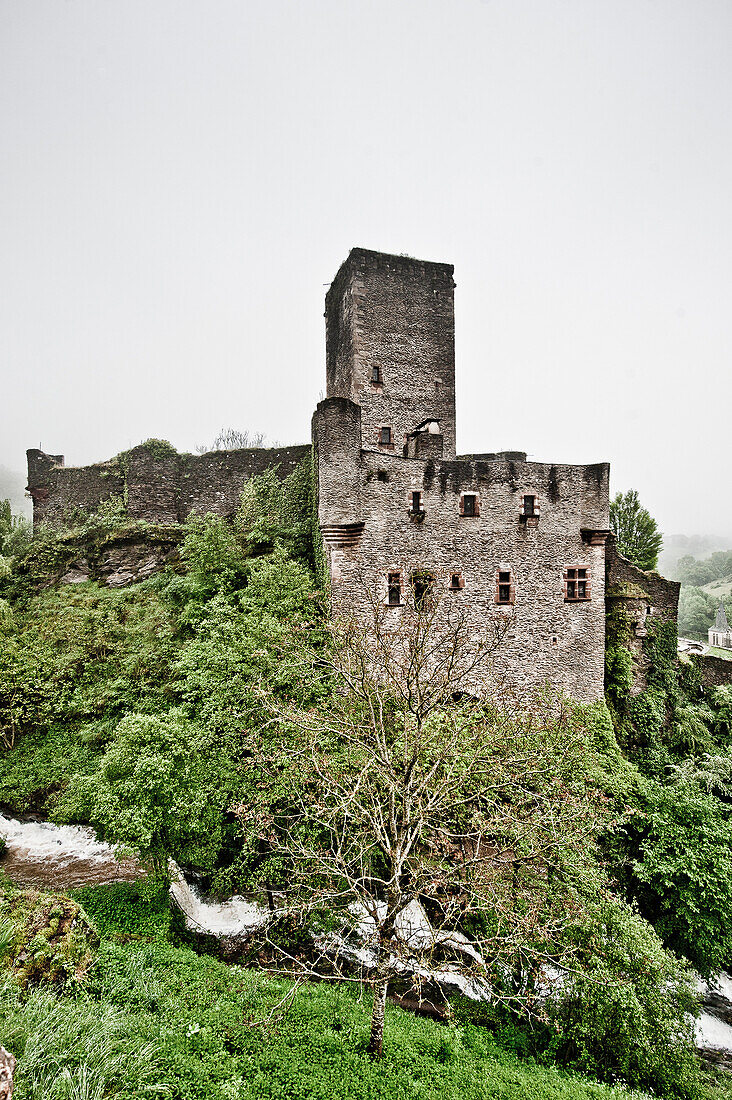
[605,539,681,694]
[314,418,611,703]
[325,249,456,459]
[694,653,732,689]
[27,443,311,526]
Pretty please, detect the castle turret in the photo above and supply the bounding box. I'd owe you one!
[312,397,365,552]
[325,248,456,459]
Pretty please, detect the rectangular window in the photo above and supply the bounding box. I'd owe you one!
[379,426,392,446]
[411,490,422,513]
[565,567,591,601]
[449,572,463,590]
[371,365,381,383]
[523,495,535,516]
[387,572,401,606]
[496,570,514,604]
[461,494,477,517]
[411,571,434,610]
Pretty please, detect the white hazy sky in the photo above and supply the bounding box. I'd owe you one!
[1,0,730,538]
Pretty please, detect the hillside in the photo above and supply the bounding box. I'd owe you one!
[2,482,732,1099]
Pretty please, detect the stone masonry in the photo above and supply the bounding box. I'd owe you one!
[314,248,612,704]
[27,443,310,527]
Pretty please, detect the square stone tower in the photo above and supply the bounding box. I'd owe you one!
[325,248,456,460]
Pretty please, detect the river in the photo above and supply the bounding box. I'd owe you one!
[1,812,731,1064]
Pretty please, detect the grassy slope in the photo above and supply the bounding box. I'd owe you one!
[1,933,657,1100]
[0,880,657,1100]
[703,578,732,601]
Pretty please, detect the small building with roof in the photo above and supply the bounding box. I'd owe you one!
[709,603,732,650]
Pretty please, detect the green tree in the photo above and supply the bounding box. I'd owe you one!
[88,712,229,881]
[677,586,715,638]
[609,490,663,571]
[621,775,732,975]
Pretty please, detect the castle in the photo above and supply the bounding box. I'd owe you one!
[26,247,682,703]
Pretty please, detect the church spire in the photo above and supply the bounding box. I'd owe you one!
[715,602,731,632]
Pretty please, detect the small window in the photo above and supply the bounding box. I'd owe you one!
[523,495,535,517]
[387,572,402,606]
[411,490,422,513]
[449,572,464,590]
[371,365,381,383]
[565,567,591,602]
[378,426,392,447]
[411,570,435,610]
[496,569,514,605]
[461,493,478,517]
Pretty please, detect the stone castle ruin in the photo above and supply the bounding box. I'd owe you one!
[27,247,681,702]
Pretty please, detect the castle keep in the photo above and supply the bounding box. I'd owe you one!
[313,249,612,704]
[26,247,681,702]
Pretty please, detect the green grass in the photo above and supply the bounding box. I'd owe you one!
[703,578,732,600]
[0,939,661,1100]
[708,646,732,661]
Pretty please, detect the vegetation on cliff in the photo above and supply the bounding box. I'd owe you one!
[1,482,732,1098]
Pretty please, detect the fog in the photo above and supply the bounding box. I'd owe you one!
[1,0,731,540]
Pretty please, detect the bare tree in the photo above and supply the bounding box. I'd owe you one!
[241,581,605,1058]
[195,428,266,454]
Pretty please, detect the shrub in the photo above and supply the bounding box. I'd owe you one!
[546,899,700,1098]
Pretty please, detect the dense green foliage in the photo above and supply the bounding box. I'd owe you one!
[676,551,732,589]
[603,596,732,976]
[0,923,671,1100]
[678,585,732,639]
[610,490,663,572]
[3,481,732,1097]
[667,546,732,638]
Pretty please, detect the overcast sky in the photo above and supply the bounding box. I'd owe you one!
[1,0,730,538]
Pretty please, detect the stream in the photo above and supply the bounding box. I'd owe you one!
[2,812,732,1065]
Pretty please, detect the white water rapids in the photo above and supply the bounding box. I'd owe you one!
[0,812,265,935]
[2,812,732,1059]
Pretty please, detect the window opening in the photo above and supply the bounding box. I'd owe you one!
[462,494,477,517]
[565,567,590,601]
[523,495,535,517]
[379,426,392,446]
[387,572,402,606]
[411,570,435,610]
[371,365,381,383]
[411,490,422,513]
[497,570,513,604]
[449,573,463,590]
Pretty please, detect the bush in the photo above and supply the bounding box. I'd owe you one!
[547,900,700,1098]
[71,881,176,942]
[621,777,732,975]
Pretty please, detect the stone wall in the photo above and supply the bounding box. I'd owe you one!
[27,443,311,527]
[314,398,611,703]
[325,249,457,459]
[695,653,732,689]
[605,539,681,694]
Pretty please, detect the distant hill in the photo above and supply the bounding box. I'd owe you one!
[659,533,732,580]
[0,465,30,518]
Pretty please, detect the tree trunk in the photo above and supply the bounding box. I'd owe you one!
[368,976,388,1059]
